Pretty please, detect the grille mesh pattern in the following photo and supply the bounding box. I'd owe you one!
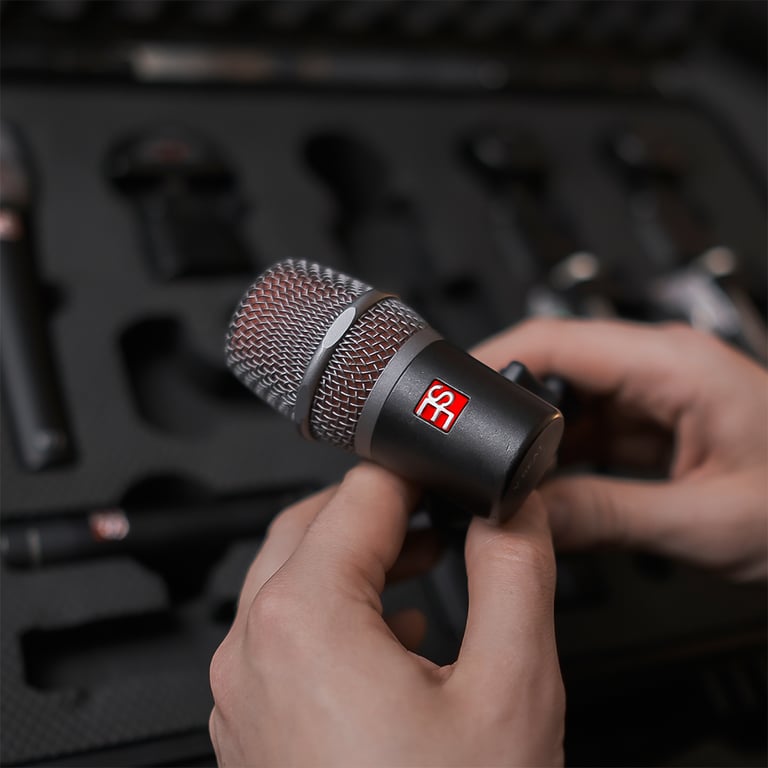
[226,260,428,447]
[226,260,371,417]
[310,298,426,449]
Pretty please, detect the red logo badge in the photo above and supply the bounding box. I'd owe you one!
[414,379,469,433]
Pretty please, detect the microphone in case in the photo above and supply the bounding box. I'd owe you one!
[226,260,563,524]
[0,122,74,470]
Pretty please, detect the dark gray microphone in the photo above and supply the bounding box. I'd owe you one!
[0,122,74,471]
[226,260,563,524]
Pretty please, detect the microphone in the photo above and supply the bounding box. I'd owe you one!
[226,260,563,523]
[1,488,309,568]
[0,122,74,470]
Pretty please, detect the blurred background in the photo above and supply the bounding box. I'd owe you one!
[1,1,766,765]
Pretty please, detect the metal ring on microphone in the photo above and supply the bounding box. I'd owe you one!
[353,327,442,458]
[293,289,394,440]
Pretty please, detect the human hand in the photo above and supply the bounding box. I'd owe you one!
[209,464,564,767]
[474,319,768,581]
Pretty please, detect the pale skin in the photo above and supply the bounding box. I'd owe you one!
[474,319,768,582]
[210,319,767,766]
[209,467,564,767]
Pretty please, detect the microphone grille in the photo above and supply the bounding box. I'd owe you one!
[310,297,426,449]
[226,260,372,418]
[226,260,427,448]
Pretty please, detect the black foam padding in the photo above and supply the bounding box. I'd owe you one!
[2,90,766,517]
[1,82,766,766]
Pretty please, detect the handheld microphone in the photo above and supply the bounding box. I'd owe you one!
[226,260,563,524]
[0,122,74,470]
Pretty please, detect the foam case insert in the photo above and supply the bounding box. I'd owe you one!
[2,84,766,766]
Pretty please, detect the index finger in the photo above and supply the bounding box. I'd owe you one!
[471,318,705,428]
[286,463,420,610]
[236,485,338,615]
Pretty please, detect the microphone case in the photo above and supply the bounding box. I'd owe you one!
[1,3,766,765]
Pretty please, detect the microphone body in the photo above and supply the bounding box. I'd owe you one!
[227,260,562,523]
[356,333,561,519]
[0,122,73,470]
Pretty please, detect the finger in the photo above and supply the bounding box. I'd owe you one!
[557,412,673,471]
[287,463,420,608]
[471,318,703,428]
[237,485,337,614]
[454,492,558,694]
[541,474,683,552]
[542,472,768,577]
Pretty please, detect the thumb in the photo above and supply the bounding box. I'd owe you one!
[454,492,559,699]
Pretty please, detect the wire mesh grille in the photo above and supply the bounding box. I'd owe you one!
[309,297,426,449]
[225,260,371,417]
[226,260,427,446]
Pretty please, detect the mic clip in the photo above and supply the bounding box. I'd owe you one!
[499,361,564,408]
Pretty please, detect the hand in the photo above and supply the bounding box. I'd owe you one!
[474,319,768,581]
[209,464,564,767]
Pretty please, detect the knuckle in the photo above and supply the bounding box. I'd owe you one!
[509,534,554,570]
[265,507,300,539]
[591,484,629,545]
[247,585,284,629]
[245,582,300,647]
[209,639,233,703]
[489,534,556,586]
